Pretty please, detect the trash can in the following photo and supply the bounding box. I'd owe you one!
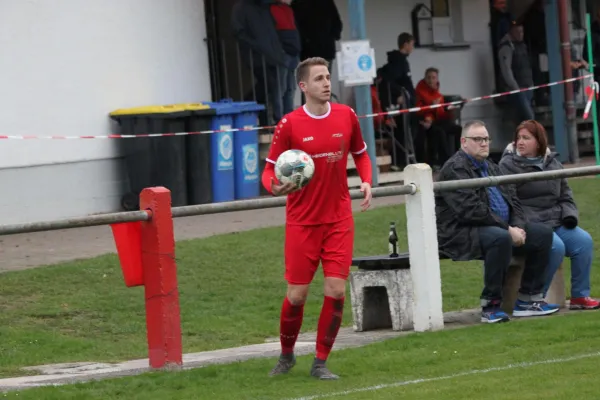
[184,104,216,205]
[109,105,189,210]
[232,101,265,199]
[203,100,241,203]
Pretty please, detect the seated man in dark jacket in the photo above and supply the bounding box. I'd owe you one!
[436,120,559,323]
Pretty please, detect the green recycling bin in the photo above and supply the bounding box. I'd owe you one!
[109,104,190,210]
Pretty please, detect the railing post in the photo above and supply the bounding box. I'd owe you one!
[404,164,444,332]
[139,187,182,369]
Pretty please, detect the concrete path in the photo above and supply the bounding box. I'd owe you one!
[0,308,482,392]
[0,307,582,392]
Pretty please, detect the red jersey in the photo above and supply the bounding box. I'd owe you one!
[265,102,372,226]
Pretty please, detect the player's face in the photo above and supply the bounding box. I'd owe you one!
[301,65,331,104]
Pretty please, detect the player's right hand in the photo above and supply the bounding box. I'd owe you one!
[271,178,297,196]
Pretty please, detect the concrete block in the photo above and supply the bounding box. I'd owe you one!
[348,268,414,332]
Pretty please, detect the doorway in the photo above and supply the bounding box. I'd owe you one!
[204,0,254,102]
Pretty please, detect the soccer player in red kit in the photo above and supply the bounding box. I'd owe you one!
[261,57,373,380]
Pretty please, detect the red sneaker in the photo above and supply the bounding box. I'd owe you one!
[569,297,600,310]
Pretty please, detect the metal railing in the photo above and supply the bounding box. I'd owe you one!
[434,165,600,192]
[1,165,599,236]
[0,184,417,236]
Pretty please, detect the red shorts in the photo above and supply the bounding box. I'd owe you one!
[284,217,354,285]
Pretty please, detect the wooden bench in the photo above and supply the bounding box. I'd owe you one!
[348,253,566,332]
[502,259,566,314]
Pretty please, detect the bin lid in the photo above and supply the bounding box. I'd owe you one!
[204,99,241,115]
[234,101,266,113]
[109,104,189,117]
[168,103,212,111]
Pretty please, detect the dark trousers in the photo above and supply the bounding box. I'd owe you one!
[253,65,283,125]
[414,119,462,167]
[478,222,553,307]
[510,91,535,125]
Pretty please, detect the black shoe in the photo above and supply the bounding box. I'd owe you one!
[269,354,296,376]
[310,358,339,380]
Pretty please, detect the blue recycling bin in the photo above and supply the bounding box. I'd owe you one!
[205,100,241,202]
[232,101,266,199]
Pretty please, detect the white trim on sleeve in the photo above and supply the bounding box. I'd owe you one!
[351,141,367,155]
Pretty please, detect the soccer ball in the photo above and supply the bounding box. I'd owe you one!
[275,149,315,189]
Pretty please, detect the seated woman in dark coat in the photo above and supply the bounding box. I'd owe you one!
[499,120,599,310]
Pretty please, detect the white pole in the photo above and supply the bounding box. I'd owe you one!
[404,164,444,331]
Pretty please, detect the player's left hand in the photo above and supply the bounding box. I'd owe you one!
[360,182,372,211]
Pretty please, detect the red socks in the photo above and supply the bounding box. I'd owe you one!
[280,297,304,355]
[279,296,345,360]
[316,296,345,361]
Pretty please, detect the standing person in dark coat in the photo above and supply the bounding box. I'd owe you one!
[378,33,416,168]
[291,0,342,65]
[292,0,342,105]
[498,23,535,123]
[232,0,288,124]
[435,120,559,323]
[379,33,416,107]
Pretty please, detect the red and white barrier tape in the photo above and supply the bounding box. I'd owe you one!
[583,80,599,120]
[361,74,593,119]
[0,74,592,140]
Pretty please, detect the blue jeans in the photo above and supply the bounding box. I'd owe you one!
[511,91,534,122]
[278,55,298,116]
[545,226,594,298]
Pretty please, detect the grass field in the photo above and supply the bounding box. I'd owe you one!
[6,311,600,399]
[0,178,599,383]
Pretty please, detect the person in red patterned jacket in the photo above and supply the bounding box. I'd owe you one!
[269,0,301,116]
[414,67,462,169]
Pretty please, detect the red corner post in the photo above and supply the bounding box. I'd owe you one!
[140,187,182,369]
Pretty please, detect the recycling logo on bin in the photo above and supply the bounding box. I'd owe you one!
[242,144,258,182]
[218,128,233,171]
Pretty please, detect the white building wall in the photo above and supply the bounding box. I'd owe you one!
[0,0,212,224]
[0,0,508,224]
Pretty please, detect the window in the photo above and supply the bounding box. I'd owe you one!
[412,0,469,49]
[432,0,468,48]
[431,0,450,18]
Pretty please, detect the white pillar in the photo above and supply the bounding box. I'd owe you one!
[404,164,444,332]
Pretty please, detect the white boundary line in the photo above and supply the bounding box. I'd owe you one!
[286,351,600,400]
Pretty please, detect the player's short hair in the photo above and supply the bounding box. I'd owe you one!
[461,120,487,138]
[296,57,330,85]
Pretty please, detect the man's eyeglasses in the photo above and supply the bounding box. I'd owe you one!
[465,136,492,144]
